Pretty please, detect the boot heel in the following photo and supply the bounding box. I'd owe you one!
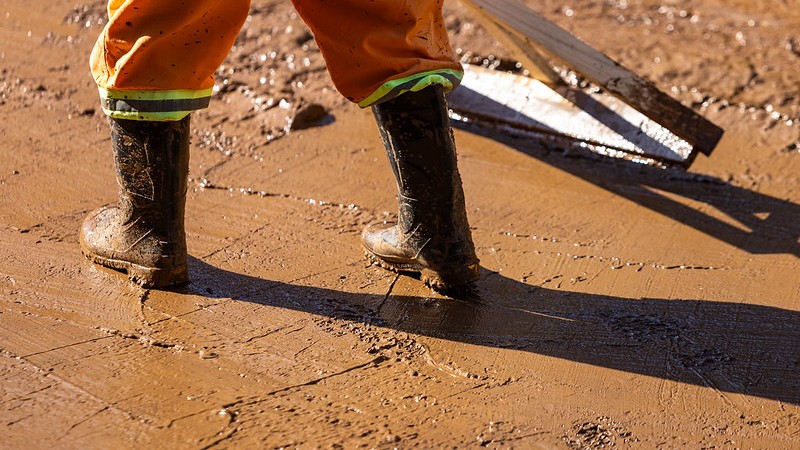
[420,263,480,291]
[127,264,188,289]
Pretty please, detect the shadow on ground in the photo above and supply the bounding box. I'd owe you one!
[183,257,800,406]
[451,100,800,258]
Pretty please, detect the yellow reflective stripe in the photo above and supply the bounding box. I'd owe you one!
[98,87,212,121]
[358,69,463,108]
[98,87,213,101]
[101,108,193,122]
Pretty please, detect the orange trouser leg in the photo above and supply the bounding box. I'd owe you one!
[291,0,462,106]
[90,0,250,121]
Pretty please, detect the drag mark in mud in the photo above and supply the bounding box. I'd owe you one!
[504,306,580,323]
[197,223,271,261]
[422,347,484,380]
[195,177,366,212]
[62,405,111,437]
[94,327,187,353]
[500,231,728,273]
[194,177,378,239]
[1,382,54,407]
[374,273,400,316]
[219,354,390,411]
[614,260,726,271]
[18,335,114,358]
[238,324,300,344]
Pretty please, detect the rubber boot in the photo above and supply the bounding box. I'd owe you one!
[80,116,190,289]
[363,85,480,291]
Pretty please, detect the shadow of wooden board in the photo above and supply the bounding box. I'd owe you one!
[459,0,723,159]
[449,65,697,168]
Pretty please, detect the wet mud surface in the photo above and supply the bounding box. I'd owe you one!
[2,0,799,448]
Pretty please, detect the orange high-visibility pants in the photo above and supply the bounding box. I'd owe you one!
[91,0,462,121]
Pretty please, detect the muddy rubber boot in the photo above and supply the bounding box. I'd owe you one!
[363,85,480,291]
[80,116,190,289]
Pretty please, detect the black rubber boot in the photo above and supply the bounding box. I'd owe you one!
[80,116,190,289]
[363,85,479,291]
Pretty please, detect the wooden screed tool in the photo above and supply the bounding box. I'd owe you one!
[451,0,724,168]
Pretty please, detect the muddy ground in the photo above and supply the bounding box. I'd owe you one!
[2,0,799,448]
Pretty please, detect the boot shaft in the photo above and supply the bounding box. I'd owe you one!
[109,117,190,234]
[371,85,458,206]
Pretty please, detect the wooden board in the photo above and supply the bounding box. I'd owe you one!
[449,65,697,167]
[459,0,723,156]
[458,1,561,86]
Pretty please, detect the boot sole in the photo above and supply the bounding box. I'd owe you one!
[363,249,479,292]
[80,245,187,289]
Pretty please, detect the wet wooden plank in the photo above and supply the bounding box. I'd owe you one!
[460,0,724,156]
[449,65,696,167]
[459,0,561,86]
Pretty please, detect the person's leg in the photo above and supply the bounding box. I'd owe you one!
[290,0,463,106]
[91,0,250,120]
[365,85,479,290]
[81,0,249,288]
[291,0,479,290]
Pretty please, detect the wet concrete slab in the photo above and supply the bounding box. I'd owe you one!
[1,0,799,448]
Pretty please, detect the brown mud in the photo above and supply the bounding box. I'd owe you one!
[2,0,799,448]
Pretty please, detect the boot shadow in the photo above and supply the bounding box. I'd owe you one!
[183,257,800,406]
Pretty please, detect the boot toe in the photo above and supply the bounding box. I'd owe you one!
[79,206,188,289]
[362,222,480,291]
[361,223,396,257]
[79,206,118,259]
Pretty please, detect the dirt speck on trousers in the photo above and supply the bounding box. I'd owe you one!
[1,0,799,448]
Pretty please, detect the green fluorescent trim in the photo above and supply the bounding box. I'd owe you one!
[102,107,193,121]
[98,87,214,101]
[358,69,463,108]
